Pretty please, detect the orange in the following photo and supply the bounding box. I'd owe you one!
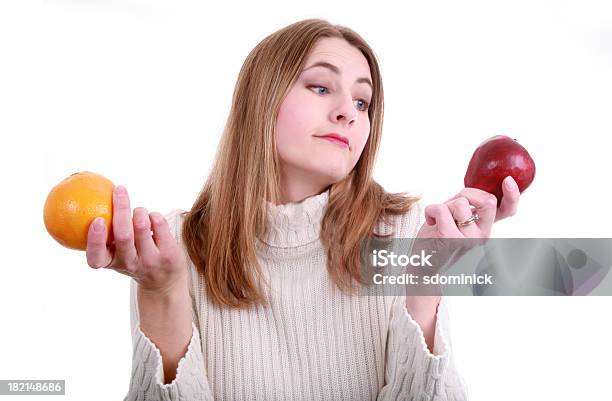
[43,171,115,251]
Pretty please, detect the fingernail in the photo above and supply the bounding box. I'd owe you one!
[114,185,127,195]
[93,218,105,232]
[505,176,514,189]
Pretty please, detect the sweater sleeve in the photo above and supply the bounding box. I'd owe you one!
[377,200,469,400]
[123,210,214,401]
[377,296,469,400]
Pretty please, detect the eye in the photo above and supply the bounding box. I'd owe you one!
[309,85,329,95]
[355,99,370,112]
[309,85,371,112]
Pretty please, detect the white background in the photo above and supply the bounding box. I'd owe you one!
[1,0,611,400]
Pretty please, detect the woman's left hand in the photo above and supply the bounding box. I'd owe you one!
[408,175,522,293]
[418,175,521,240]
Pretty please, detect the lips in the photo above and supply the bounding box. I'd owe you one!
[315,133,350,148]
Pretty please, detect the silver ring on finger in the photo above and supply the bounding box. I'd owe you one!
[456,213,479,227]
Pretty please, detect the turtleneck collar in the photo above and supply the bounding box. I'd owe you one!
[257,188,330,249]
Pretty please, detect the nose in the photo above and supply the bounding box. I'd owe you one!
[330,93,358,126]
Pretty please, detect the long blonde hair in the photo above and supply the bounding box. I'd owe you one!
[182,18,420,308]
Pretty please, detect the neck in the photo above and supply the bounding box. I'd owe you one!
[277,165,330,205]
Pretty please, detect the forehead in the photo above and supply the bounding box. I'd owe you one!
[305,37,372,80]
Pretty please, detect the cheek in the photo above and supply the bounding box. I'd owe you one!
[353,120,371,156]
[275,92,318,154]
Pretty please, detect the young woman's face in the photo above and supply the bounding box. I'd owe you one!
[275,37,373,196]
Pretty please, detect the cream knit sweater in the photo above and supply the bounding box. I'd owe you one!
[124,189,469,400]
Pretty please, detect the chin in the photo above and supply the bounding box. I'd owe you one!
[284,157,351,185]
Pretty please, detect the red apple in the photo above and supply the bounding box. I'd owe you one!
[464,135,535,206]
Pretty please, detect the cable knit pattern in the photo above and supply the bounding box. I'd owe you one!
[123,189,469,400]
[123,210,214,401]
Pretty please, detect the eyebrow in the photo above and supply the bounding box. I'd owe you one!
[301,61,373,91]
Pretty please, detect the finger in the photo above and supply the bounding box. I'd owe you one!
[112,185,138,264]
[424,204,463,238]
[133,207,159,260]
[149,212,176,254]
[496,176,520,221]
[445,197,480,237]
[86,217,113,269]
[446,187,497,229]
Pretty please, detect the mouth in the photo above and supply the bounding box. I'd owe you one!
[314,133,350,149]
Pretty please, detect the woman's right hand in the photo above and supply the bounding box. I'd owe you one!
[85,185,188,295]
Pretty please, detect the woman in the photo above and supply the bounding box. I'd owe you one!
[86,18,520,400]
